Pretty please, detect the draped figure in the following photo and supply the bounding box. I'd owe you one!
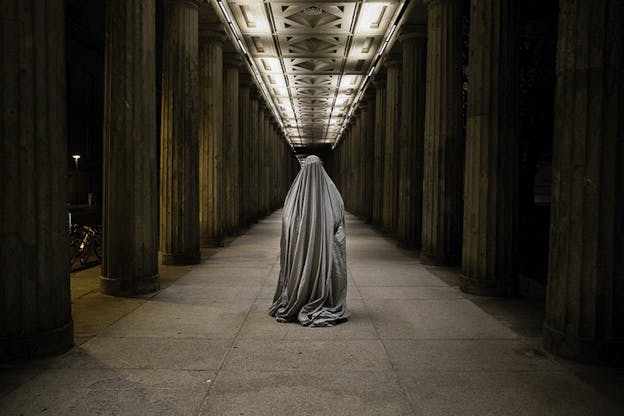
[269,155,350,326]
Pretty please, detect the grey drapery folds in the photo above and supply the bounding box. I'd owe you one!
[269,156,350,326]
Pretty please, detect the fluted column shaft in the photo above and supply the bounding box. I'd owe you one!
[257,106,267,217]
[363,93,376,223]
[358,106,368,217]
[223,58,240,235]
[249,93,260,221]
[544,0,624,362]
[199,27,224,247]
[383,59,402,235]
[421,0,464,265]
[239,76,251,228]
[160,0,200,264]
[398,27,427,248]
[372,77,387,227]
[101,0,159,295]
[0,0,73,358]
[461,0,519,295]
[263,113,271,214]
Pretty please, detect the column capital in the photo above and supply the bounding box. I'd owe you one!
[250,88,261,100]
[224,54,243,68]
[399,24,427,44]
[423,0,461,7]
[373,72,386,87]
[383,55,402,69]
[239,72,253,87]
[199,23,226,43]
[169,0,205,9]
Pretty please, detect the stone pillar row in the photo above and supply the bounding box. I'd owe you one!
[5,0,618,364]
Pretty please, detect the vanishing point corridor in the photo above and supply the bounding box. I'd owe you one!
[1,212,622,415]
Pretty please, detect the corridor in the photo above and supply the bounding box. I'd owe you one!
[1,212,622,416]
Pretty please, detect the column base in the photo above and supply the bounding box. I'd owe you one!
[397,238,421,251]
[459,274,507,296]
[1,321,73,361]
[160,252,201,265]
[543,323,624,365]
[201,238,224,248]
[420,251,460,267]
[100,274,160,297]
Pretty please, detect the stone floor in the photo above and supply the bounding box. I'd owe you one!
[1,211,623,415]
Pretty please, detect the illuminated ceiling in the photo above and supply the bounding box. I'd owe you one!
[211,0,409,148]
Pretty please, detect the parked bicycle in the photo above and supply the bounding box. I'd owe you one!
[70,224,102,270]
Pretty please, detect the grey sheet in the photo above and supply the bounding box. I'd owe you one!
[269,155,350,326]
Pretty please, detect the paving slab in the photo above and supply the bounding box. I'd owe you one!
[0,369,214,416]
[2,210,622,416]
[224,339,392,372]
[199,370,415,416]
[397,370,623,416]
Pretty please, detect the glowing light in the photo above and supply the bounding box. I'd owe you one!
[217,0,232,23]
[357,3,386,32]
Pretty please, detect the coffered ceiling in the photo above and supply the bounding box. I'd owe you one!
[211,0,409,148]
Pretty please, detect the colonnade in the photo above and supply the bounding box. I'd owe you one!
[0,0,621,364]
[328,0,623,362]
[0,0,298,358]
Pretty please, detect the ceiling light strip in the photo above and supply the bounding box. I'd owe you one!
[333,0,409,149]
[215,0,289,145]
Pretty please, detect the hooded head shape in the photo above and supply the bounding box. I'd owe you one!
[269,155,350,326]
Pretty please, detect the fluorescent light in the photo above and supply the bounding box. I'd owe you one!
[217,0,232,23]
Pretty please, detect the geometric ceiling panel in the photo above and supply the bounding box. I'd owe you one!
[279,35,347,57]
[271,3,356,33]
[216,0,406,146]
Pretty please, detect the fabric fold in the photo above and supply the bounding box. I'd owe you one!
[269,155,350,326]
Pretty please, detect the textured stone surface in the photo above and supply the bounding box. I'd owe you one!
[159,0,201,265]
[544,0,624,362]
[101,0,159,296]
[199,26,225,247]
[461,0,519,296]
[2,212,622,415]
[421,0,464,266]
[0,0,73,359]
[382,59,402,236]
[397,26,427,249]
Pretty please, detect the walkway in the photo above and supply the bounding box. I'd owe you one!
[1,212,623,415]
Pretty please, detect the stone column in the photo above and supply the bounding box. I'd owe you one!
[461,0,519,296]
[257,104,267,217]
[223,56,240,235]
[421,0,464,266]
[383,58,402,235]
[239,74,252,229]
[544,0,624,362]
[357,111,365,216]
[0,1,73,358]
[372,74,387,227]
[198,24,224,247]
[398,26,427,249]
[101,0,159,295]
[363,92,376,223]
[160,0,201,264]
[263,113,271,214]
[249,91,260,221]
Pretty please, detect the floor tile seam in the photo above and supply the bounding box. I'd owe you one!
[0,370,44,400]
[76,335,239,341]
[236,337,385,341]
[70,288,100,302]
[27,365,224,372]
[347,217,420,416]
[193,223,279,416]
[378,337,531,342]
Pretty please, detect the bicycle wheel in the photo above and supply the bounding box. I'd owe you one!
[79,241,93,266]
